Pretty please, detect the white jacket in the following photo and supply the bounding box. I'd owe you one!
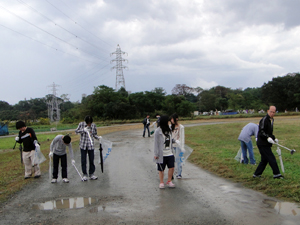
[172,124,185,150]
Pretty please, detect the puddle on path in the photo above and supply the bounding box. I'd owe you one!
[263,199,300,216]
[89,205,107,213]
[32,197,97,210]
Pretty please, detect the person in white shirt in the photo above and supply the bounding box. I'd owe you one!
[49,135,74,183]
[153,115,175,189]
[170,113,185,179]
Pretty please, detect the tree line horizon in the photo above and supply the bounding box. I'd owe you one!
[1,72,299,122]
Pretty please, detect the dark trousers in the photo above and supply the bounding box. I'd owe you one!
[143,125,150,137]
[254,145,280,175]
[53,153,67,179]
[81,149,95,176]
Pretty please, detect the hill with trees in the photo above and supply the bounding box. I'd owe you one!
[1,73,299,123]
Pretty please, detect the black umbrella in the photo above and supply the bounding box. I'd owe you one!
[13,142,23,164]
[19,144,23,164]
[99,143,103,173]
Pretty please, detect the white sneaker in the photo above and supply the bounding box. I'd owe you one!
[82,175,88,181]
[166,181,175,188]
[62,178,69,183]
[90,174,98,180]
[159,183,165,189]
[51,178,57,183]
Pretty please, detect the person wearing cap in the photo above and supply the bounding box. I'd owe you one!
[155,113,160,128]
[15,121,41,179]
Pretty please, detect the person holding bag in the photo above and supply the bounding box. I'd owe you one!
[153,115,176,189]
[49,135,75,183]
[170,113,185,179]
[15,121,41,179]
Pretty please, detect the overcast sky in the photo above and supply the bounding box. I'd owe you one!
[1,0,300,105]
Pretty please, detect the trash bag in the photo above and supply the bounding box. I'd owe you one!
[174,144,193,176]
[150,122,156,135]
[101,138,112,162]
[33,145,46,165]
[234,147,249,163]
[174,144,193,166]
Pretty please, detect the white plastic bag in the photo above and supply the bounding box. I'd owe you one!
[234,147,249,163]
[33,145,46,165]
[175,144,193,166]
[101,139,112,162]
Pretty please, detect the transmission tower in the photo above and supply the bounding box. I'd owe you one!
[111,44,128,90]
[46,82,62,122]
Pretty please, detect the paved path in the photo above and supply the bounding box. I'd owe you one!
[0,122,299,224]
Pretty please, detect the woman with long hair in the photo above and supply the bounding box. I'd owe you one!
[170,113,185,179]
[153,115,175,189]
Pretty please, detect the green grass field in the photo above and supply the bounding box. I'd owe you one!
[186,116,300,202]
[1,116,300,203]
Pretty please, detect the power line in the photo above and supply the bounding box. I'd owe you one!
[2,20,113,99]
[66,62,111,87]
[0,23,100,64]
[17,0,111,55]
[45,0,117,48]
[0,4,108,61]
[63,70,112,98]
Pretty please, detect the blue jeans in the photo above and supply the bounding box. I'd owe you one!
[240,140,256,164]
[174,147,183,176]
[143,125,150,137]
[80,149,95,176]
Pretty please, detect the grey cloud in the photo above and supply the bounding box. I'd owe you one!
[1,0,300,105]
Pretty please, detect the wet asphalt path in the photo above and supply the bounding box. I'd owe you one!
[0,126,299,224]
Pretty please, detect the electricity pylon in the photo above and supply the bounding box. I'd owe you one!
[46,82,62,122]
[111,44,128,90]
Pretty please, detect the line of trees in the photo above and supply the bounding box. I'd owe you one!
[1,73,300,123]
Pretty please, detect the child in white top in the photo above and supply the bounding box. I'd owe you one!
[170,113,185,179]
[153,115,175,189]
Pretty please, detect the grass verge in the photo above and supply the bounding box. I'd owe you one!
[186,116,300,202]
[0,124,142,203]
